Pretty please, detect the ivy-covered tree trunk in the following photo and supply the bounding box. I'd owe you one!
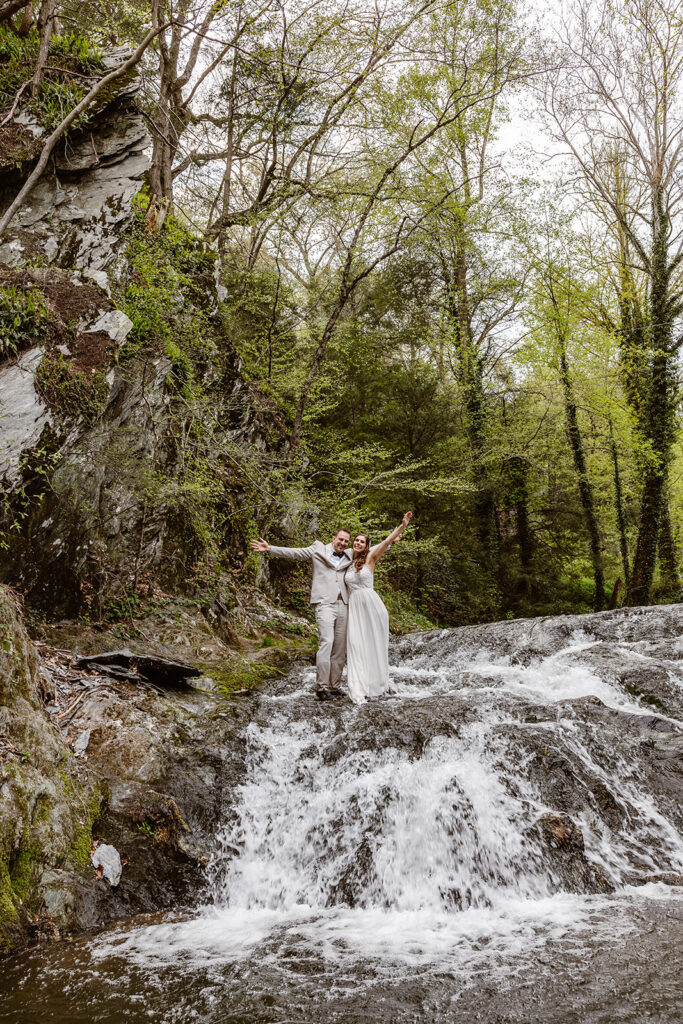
[628,189,677,605]
[657,502,680,597]
[557,335,606,610]
[608,424,630,592]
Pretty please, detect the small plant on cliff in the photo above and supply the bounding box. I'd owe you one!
[31,78,89,133]
[118,193,219,383]
[35,351,109,423]
[49,31,103,74]
[0,24,102,131]
[0,285,50,358]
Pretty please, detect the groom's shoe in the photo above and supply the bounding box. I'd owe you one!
[315,689,333,701]
[327,688,345,699]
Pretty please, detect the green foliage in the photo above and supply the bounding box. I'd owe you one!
[57,1,151,49]
[35,351,109,423]
[119,194,219,385]
[49,30,103,73]
[0,24,101,132]
[0,285,50,357]
[0,434,61,552]
[31,77,89,132]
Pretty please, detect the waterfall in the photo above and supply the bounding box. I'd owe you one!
[194,609,683,969]
[83,606,682,986]
[6,609,679,1024]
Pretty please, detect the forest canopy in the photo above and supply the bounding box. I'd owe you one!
[1,0,682,625]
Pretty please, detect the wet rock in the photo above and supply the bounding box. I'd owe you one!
[392,603,683,666]
[643,872,683,886]
[0,586,105,952]
[39,869,78,923]
[329,834,375,907]
[91,843,122,886]
[0,348,50,486]
[26,913,60,943]
[537,813,584,850]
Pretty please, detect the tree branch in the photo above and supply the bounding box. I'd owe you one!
[0,22,167,238]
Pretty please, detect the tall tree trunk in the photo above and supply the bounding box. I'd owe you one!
[628,188,676,605]
[450,239,499,602]
[16,2,33,35]
[508,455,534,570]
[557,335,606,609]
[30,0,55,97]
[608,421,630,591]
[657,501,680,597]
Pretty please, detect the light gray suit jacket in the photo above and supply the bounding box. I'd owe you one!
[268,541,353,604]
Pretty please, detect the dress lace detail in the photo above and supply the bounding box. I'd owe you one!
[345,563,375,593]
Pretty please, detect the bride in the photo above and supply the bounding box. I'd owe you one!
[346,512,412,704]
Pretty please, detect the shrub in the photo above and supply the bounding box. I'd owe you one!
[0,24,102,131]
[0,285,50,358]
[35,351,109,423]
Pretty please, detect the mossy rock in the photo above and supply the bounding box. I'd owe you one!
[0,586,107,949]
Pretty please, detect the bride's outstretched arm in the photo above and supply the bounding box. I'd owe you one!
[367,512,412,569]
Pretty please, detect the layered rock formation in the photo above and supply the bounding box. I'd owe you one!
[0,45,280,617]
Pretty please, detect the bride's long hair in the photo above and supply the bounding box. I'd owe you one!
[352,533,370,572]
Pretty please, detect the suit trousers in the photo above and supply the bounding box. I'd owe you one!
[314,599,348,690]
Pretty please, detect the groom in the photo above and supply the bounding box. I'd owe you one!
[250,529,353,700]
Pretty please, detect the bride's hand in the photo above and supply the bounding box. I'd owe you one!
[402,511,412,527]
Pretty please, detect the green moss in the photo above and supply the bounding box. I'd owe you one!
[9,845,33,904]
[0,857,19,928]
[35,351,109,423]
[0,831,42,946]
[0,285,50,359]
[60,772,107,868]
[66,821,93,868]
[34,795,50,823]
[210,659,285,697]
[66,801,105,867]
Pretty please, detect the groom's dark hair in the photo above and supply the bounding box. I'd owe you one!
[333,527,351,537]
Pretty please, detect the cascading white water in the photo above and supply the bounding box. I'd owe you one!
[200,627,683,965]
[11,611,679,1024]
[208,717,554,914]
[69,610,681,976]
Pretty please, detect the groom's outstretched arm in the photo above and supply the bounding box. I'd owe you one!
[250,538,316,562]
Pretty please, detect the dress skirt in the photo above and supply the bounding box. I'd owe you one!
[346,588,390,704]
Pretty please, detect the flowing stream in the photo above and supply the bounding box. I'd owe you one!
[2,608,683,1023]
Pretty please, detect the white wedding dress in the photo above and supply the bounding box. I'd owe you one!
[345,562,390,704]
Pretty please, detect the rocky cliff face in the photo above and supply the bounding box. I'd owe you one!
[0,46,149,282]
[0,46,313,953]
[0,47,280,618]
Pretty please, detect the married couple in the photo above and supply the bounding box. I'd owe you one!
[251,513,412,703]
